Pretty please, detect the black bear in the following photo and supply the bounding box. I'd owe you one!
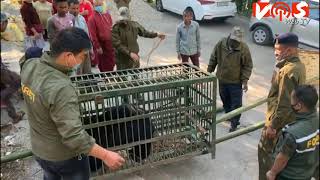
[82,104,154,172]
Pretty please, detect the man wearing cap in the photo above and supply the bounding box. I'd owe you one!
[207,26,253,132]
[112,7,165,70]
[258,32,306,180]
[1,12,25,125]
[114,0,130,9]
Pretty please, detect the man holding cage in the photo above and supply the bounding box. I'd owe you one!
[20,28,125,180]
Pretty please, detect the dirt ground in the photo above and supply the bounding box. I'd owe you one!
[299,50,319,85]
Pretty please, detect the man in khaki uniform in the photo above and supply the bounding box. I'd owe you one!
[21,28,124,180]
[258,32,306,180]
[114,0,130,9]
[266,85,319,180]
[207,26,253,132]
[112,7,165,70]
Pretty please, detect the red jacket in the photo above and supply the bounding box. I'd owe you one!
[20,1,43,36]
[79,1,93,22]
[88,11,113,50]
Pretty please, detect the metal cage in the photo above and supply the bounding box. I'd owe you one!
[70,63,217,178]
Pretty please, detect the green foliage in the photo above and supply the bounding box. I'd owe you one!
[234,0,259,17]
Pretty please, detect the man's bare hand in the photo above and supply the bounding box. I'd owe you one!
[33,32,42,39]
[242,81,248,92]
[266,126,277,139]
[157,33,166,40]
[103,150,125,170]
[130,52,140,62]
[97,48,103,55]
[266,171,276,180]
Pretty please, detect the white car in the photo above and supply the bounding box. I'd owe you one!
[155,0,237,21]
[249,0,319,48]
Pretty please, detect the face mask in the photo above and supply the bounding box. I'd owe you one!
[95,6,104,13]
[230,40,240,49]
[66,54,81,76]
[70,64,81,76]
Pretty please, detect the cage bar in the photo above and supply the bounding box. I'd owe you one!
[70,63,217,178]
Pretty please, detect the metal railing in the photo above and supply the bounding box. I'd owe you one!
[1,76,318,176]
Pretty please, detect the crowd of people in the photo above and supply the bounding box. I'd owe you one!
[17,0,162,73]
[0,1,319,180]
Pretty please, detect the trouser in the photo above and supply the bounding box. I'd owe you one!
[116,54,140,70]
[219,82,242,128]
[43,29,48,41]
[25,35,45,50]
[35,155,90,180]
[313,165,319,179]
[1,67,21,120]
[258,127,278,180]
[181,54,200,67]
[93,42,115,72]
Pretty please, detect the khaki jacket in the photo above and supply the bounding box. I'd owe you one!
[112,20,158,70]
[20,53,95,161]
[265,56,306,130]
[208,37,253,84]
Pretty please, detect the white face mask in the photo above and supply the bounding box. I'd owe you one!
[66,54,81,76]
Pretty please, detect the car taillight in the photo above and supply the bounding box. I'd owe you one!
[198,0,215,5]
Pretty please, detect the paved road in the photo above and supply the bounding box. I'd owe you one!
[107,1,276,180]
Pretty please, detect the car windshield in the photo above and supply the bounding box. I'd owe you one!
[309,1,319,21]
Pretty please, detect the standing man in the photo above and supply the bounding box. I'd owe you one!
[258,33,306,180]
[114,0,130,9]
[266,85,319,180]
[112,7,165,70]
[68,0,91,74]
[20,0,46,49]
[207,26,253,132]
[21,28,125,179]
[176,7,201,67]
[47,0,74,43]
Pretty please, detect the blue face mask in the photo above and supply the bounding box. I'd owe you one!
[95,6,104,13]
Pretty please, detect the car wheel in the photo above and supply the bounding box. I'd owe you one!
[156,0,164,12]
[252,26,272,45]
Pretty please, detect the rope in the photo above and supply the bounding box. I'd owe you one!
[145,38,163,67]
